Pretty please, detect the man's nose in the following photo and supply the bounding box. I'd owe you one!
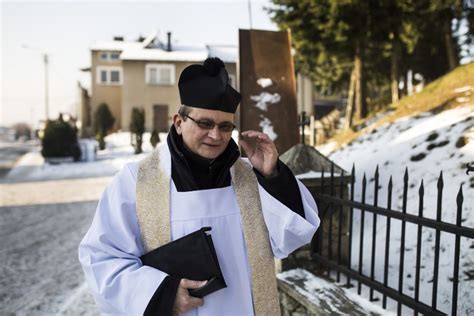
[208,126,222,140]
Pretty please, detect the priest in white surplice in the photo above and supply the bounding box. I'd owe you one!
[78,57,320,316]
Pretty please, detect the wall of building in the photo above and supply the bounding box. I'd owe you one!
[121,60,238,132]
[121,60,185,131]
[78,83,92,137]
[90,51,123,130]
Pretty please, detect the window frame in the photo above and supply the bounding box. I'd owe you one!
[145,63,176,86]
[98,51,121,61]
[96,66,123,85]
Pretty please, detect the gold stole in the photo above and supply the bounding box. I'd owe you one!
[136,146,280,315]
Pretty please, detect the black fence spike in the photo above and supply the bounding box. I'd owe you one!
[437,171,444,191]
[375,165,379,178]
[419,179,424,196]
[452,184,464,316]
[456,184,463,207]
[388,176,393,192]
[404,167,409,183]
[351,165,355,184]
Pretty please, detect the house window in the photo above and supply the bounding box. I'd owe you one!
[149,68,158,84]
[110,70,120,83]
[99,52,108,61]
[146,64,175,85]
[110,52,120,60]
[99,51,121,61]
[97,66,123,85]
[100,70,107,83]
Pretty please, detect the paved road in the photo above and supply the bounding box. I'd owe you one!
[0,200,100,315]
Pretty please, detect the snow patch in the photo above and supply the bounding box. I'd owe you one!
[278,268,393,315]
[259,117,277,140]
[452,86,474,93]
[456,97,470,103]
[256,78,273,88]
[316,141,338,156]
[296,171,341,179]
[251,92,281,111]
[391,106,473,145]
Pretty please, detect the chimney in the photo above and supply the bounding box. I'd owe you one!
[167,32,172,51]
[113,36,124,41]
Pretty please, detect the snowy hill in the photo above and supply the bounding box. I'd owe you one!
[317,95,473,314]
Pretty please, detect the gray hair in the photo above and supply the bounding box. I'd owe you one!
[178,105,191,117]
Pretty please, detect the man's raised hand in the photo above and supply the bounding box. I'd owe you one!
[239,130,278,177]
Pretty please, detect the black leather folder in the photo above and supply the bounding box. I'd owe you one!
[140,227,227,298]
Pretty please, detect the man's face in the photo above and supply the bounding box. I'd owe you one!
[174,108,235,159]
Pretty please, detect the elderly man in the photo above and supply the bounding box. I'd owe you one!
[79,57,320,316]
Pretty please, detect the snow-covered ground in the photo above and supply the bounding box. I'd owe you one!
[278,268,395,315]
[2,132,165,183]
[317,102,474,315]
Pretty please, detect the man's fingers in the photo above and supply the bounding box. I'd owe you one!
[188,296,204,307]
[241,130,272,143]
[180,278,207,289]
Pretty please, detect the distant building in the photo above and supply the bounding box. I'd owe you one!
[80,31,316,136]
[80,31,237,135]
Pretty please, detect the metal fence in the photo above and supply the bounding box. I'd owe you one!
[312,163,474,316]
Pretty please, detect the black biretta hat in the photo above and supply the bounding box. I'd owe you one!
[178,57,241,113]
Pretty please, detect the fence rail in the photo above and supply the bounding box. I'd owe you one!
[312,163,473,316]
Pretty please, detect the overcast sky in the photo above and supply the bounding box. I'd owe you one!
[0,0,277,127]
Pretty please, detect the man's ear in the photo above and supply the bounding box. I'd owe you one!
[173,114,183,135]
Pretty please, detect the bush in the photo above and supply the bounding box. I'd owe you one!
[130,107,145,154]
[41,114,81,161]
[93,103,115,150]
[150,129,160,148]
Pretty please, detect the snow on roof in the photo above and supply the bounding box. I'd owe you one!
[120,44,238,63]
[207,45,238,63]
[120,45,209,62]
[90,40,142,51]
[142,30,158,48]
[90,34,238,63]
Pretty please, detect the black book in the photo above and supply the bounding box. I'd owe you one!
[140,227,227,298]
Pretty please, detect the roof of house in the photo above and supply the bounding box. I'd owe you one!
[90,32,237,63]
[90,40,142,52]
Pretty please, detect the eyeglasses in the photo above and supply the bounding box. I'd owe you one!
[181,114,236,132]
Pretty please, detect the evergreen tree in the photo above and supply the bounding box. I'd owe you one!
[130,107,145,154]
[150,129,160,148]
[268,0,473,127]
[93,103,115,150]
[41,114,81,161]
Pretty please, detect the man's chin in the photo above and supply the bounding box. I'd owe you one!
[199,147,223,159]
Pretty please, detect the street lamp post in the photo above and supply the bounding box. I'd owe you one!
[22,45,49,121]
[43,53,49,120]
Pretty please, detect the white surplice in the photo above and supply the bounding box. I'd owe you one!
[78,144,320,316]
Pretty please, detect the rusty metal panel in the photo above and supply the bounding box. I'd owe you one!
[238,29,299,155]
